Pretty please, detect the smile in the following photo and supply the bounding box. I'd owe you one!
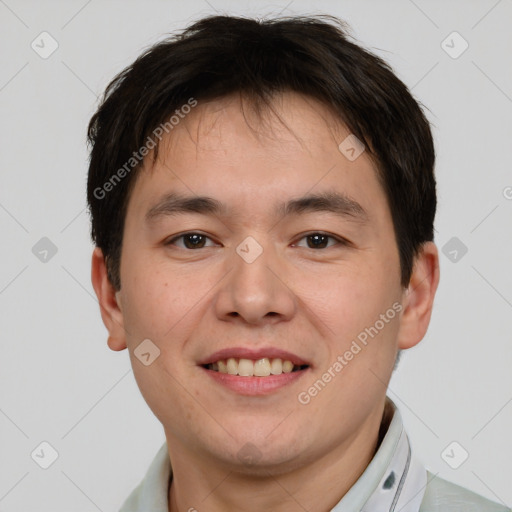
[202,357,309,377]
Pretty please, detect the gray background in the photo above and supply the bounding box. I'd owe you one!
[1,0,511,510]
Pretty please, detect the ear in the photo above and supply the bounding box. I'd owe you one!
[91,247,127,351]
[397,241,440,350]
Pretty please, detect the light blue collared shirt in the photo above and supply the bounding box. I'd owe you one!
[119,397,510,512]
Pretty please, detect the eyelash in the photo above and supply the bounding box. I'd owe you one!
[165,231,349,250]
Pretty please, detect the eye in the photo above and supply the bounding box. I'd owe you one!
[165,231,348,250]
[294,232,347,249]
[165,232,217,249]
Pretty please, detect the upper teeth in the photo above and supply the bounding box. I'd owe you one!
[208,357,301,377]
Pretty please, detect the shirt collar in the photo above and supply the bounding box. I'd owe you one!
[120,396,426,512]
[333,396,427,511]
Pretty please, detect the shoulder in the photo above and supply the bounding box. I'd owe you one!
[420,471,511,512]
[118,442,171,512]
[119,481,144,512]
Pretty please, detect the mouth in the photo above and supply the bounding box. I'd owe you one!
[198,348,311,395]
[201,357,309,377]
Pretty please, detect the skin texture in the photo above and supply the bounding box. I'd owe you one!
[92,91,440,512]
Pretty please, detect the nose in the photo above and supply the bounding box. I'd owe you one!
[213,237,297,326]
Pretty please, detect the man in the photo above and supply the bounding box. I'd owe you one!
[87,14,510,512]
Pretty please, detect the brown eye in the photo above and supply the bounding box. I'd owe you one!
[295,232,345,249]
[166,233,215,249]
[306,234,330,248]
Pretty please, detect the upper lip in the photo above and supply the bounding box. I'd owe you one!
[198,347,310,367]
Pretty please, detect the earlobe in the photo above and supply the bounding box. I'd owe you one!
[91,247,127,351]
[397,242,440,350]
[107,334,126,351]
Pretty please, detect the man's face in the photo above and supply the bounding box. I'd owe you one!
[114,92,407,471]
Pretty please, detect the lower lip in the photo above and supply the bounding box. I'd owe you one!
[200,366,309,395]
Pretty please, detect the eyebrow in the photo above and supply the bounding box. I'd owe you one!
[145,191,369,225]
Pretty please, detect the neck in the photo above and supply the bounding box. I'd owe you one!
[167,399,390,512]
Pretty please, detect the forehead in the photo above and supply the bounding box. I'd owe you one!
[162,92,351,158]
[126,92,391,231]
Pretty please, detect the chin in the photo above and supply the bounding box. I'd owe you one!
[207,433,307,473]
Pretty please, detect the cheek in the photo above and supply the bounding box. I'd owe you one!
[300,257,400,369]
[304,261,388,325]
[120,261,206,342]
